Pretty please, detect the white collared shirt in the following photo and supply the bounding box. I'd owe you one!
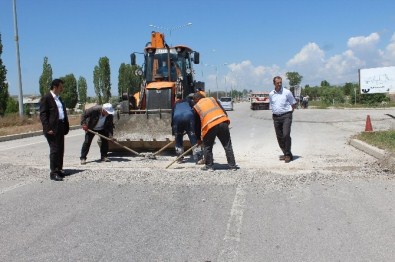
[50,91,65,120]
[269,86,296,115]
[93,114,107,131]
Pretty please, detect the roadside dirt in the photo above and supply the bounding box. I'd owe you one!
[0,115,81,136]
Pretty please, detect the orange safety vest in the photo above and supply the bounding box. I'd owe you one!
[194,97,230,138]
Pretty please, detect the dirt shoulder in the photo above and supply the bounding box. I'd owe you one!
[0,115,81,136]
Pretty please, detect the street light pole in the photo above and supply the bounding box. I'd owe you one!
[205,63,230,99]
[12,0,24,117]
[148,22,192,44]
[215,66,218,100]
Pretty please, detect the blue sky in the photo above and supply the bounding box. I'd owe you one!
[1,0,395,96]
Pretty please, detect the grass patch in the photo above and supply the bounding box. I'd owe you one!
[356,130,395,153]
[308,101,395,109]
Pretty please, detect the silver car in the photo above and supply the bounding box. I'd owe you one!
[219,97,234,111]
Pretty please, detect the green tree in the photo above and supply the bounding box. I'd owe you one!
[5,96,18,114]
[118,63,142,98]
[93,66,102,104]
[320,86,345,105]
[359,93,389,105]
[303,85,319,100]
[93,57,111,104]
[343,82,356,96]
[320,80,330,87]
[285,72,303,93]
[39,56,53,96]
[77,76,88,105]
[60,74,78,109]
[0,33,9,116]
[118,63,132,97]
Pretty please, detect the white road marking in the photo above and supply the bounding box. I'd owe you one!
[0,181,31,195]
[0,133,81,151]
[217,183,248,261]
[0,140,46,151]
[249,126,255,138]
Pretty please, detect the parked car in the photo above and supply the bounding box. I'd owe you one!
[219,97,234,111]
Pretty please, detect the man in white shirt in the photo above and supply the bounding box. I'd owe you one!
[269,76,297,163]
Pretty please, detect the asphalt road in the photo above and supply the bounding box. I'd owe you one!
[0,102,394,261]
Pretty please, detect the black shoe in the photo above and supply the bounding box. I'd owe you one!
[50,173,63,181]
[284,155,293,163]
[228,165,238,171]
[201,165,214,171]
[100,157,111,162]
[57,170,68,178]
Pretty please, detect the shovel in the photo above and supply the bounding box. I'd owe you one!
[146,140,175,159]
[87,129,141,156]
[165,143,199,169]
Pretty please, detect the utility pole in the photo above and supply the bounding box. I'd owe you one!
[12,0,24,117]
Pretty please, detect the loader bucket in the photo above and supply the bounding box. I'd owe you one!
[109,111,191,152]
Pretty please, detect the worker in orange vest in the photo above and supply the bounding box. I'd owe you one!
[192,93,237,171]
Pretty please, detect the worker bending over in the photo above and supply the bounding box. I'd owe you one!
[80,103,115,164]
[171,94,201,163]
[193,93,237,171]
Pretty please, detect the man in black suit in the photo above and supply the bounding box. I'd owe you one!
[39,79,70,181]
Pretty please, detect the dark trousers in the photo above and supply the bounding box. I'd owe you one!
[175,132,197,150]
[45,121,65,174]
[173,114,198,149]
[273,112,293,156]
[203,122,236,167]
[80,129,109,160]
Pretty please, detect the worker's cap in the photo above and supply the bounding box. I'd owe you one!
[102,103,115,115]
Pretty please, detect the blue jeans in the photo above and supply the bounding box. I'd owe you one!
[173,114,198,149]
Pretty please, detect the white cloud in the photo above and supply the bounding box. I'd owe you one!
[286,42,325,67]
[347,32,382,67]
[382,33,395,66]
[204,60,281,92]
[323,50,365,83]
[347,32,380,50]
[209,31,394,91]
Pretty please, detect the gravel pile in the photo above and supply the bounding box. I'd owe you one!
[1,153,392,194]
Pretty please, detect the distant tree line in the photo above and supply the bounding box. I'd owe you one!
[284,71,389,106]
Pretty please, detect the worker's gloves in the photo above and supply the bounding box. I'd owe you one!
[82,124,88,131]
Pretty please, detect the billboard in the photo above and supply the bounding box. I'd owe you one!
[359,66,395,94]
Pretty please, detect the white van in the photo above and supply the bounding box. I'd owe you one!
[219,97,234,111]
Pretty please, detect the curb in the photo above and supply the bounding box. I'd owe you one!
[350,138,395,172]
[350,139,387,159]
[0,125,81,142]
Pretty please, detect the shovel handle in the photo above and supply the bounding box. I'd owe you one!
[87,129,141,156]
[165,143,199,169]
[152,140,175,157]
